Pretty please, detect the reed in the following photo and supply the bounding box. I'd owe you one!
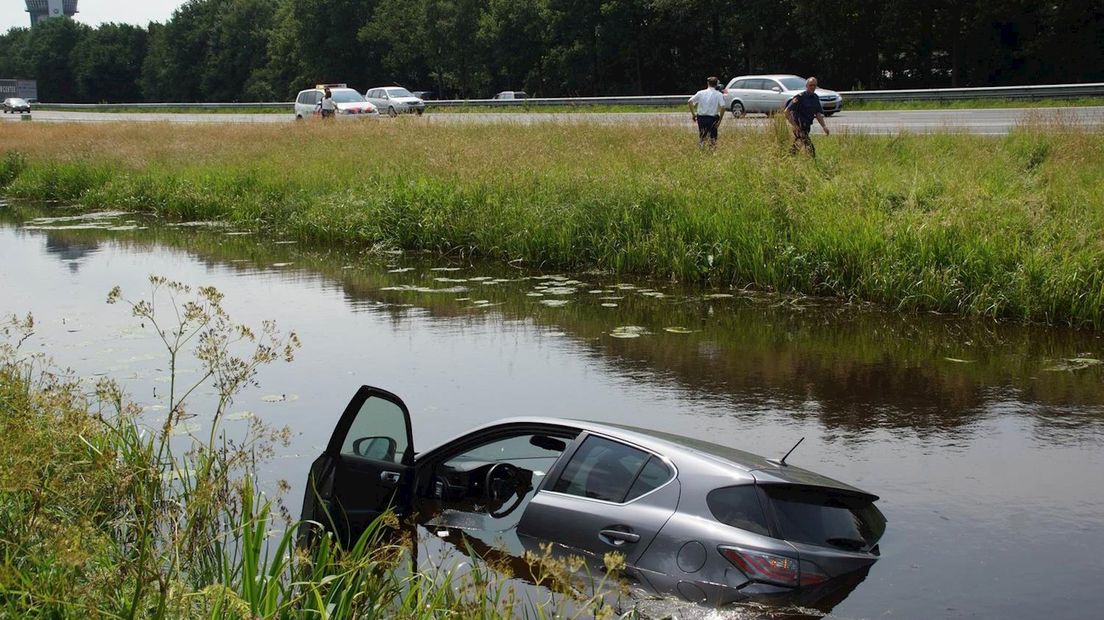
[1,118,1102,327]
[0,285,626,619]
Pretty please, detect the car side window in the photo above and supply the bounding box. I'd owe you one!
[551,435,658,503]
[339,395,409,464]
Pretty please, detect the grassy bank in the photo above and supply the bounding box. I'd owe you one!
[1,119,1103,327]
[0,286,619,618]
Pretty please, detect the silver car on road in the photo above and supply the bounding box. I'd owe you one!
[364,86,426,117]
[301,385,886,609]
[724,74,843,117]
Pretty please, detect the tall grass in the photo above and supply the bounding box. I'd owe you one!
[1,118,1102,327]
[0,284,626,619]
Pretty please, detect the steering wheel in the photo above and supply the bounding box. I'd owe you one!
[483,462,529,519]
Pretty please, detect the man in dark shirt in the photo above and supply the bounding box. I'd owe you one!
[784,77,830,156]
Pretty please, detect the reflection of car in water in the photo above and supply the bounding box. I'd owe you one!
[301,385,886,611]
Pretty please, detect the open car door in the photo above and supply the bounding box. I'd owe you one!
[300,385,415,545]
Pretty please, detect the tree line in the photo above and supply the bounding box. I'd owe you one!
[0,0,1100,103]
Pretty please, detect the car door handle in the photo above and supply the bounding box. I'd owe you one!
[380,471,401,485]
[600,529,640,544]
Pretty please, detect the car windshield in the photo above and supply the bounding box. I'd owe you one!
[330,89,365,103]
[779,77,808,90]
[10,98,27,105]
[386,88,414,98]
[763,485,886,552]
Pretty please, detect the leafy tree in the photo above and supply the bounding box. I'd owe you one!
[23,17,89,101]
[71,23,147,102]
[0,28,32,80]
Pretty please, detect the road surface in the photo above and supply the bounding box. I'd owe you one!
[3,106,1102,135]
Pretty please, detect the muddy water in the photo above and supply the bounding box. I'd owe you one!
[2,206,1103,619]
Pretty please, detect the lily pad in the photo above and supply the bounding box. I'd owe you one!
[540,299,571,308]
[610,326,650,339]
[1043,358,1103,372]
[664,327,694,334]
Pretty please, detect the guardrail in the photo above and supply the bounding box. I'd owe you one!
[34,102,293,110]
[31,82,1104,111]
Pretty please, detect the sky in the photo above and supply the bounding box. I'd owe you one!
[1,1,185,32]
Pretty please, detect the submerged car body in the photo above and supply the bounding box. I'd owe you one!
[302,386,886,608]
[723,74,843,117]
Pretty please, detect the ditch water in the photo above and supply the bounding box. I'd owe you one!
[2,205,1103,619]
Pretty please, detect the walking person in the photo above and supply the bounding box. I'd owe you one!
[320,87,336,120]
[784,77,830,156]
[688,76,726,150]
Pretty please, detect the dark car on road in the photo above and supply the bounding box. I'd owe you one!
[301,385,887,608]
[2,97,30,114]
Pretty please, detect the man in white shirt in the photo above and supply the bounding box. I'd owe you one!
[688,76,726,149]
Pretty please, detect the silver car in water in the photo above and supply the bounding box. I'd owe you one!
[724,74,843,117]
[301,385,886,609]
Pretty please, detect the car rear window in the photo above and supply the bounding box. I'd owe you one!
[707,486,770,536]
[762,485,886,552]
[552,435,667,503]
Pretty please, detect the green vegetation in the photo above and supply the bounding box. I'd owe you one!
[1,119,1103,328]
[0,282,626,618]
[0,1,1101,103]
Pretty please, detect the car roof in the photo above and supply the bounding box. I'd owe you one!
[730,74,802,81]
[424,416,874,498]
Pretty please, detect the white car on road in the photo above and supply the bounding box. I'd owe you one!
[293,84,378,120]
[723,75,843,117]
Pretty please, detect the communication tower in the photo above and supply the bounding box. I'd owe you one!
[25,0,79,26]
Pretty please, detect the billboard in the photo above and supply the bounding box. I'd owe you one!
[0,80,39,101]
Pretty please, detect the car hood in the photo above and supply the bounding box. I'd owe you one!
[391,97,424,104]
[336,102,376,112]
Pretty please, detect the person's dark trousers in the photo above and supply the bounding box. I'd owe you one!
[790,123,815,156]
[697,115,720,148]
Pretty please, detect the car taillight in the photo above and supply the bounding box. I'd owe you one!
[720,546,828,588]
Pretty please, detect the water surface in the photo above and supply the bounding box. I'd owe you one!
[2,205,1102,618]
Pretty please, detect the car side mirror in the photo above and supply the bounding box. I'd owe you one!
[352,436,397,461]
[772,86,782,93]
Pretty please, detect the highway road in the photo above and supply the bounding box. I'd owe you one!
[3,106,1103,135]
